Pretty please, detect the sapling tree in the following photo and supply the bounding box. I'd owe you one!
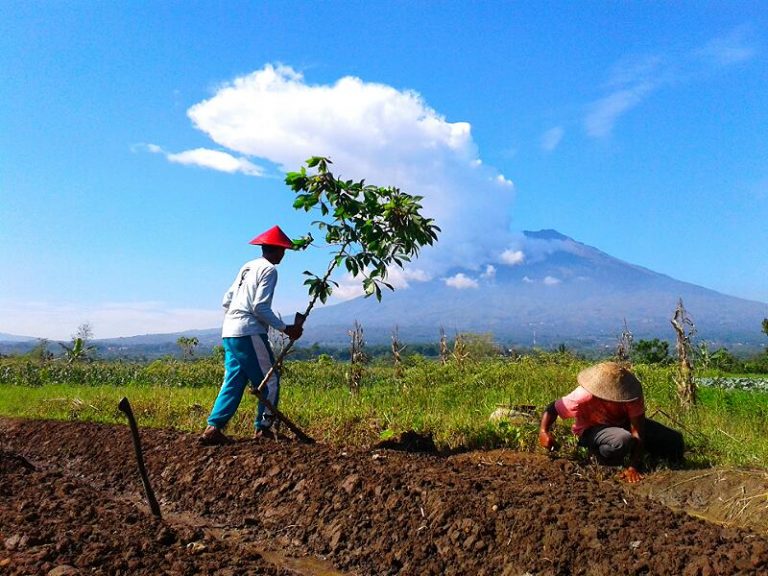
[29,339,53,363]
[74,322,94,344]
[288,156,440,304]
[60,322,97,363]
[176,336,199,360]
[762,318,768,350]
[634,338,670,364]
[251,156,440,441]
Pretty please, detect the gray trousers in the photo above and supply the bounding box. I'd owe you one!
[578,419,684,465]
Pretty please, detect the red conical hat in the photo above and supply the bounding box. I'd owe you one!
[248,226,293,248]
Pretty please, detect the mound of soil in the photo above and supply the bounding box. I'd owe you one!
[2,417,768,575]
[0,446,281,575]
[373,430,439,453]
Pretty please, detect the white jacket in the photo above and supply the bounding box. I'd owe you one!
[221,257,287,337]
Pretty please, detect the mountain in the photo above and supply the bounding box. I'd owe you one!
[2,230,766,356]
[0,329,223,360]
[0,332,38,343]
[302,229,768,349]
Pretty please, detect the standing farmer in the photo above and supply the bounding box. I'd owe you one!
[201,226,303,445]
[538,362,684,483]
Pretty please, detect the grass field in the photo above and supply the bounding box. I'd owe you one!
[2,353,767,469]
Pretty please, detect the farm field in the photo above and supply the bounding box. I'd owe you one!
[3,355,768,574]
[3,417,768,575]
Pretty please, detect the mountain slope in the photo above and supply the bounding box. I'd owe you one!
[0,332,38,343]
[303,230,768,347]
[2,230,765,354]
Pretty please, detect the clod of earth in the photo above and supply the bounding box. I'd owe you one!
[2,418,768,575]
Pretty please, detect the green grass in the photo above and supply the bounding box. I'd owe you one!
[1,354,767,469]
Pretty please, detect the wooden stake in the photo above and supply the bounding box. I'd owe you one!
[118,397,162,518]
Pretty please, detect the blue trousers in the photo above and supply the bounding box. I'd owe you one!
[207,334,280,431]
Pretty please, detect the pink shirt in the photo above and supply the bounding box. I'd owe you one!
[554,386,645,437]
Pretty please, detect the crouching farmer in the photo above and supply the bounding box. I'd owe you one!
[538,362,684,483]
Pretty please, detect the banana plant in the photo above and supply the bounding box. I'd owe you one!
[59,337,95,363]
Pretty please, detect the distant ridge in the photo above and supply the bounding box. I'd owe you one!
[2,230,766,355]
[0,332,38,343]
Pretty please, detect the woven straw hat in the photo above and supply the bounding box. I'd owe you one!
[577,362,643,402]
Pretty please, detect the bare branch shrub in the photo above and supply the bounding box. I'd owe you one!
[615,319,633,362]
[671,298,697,407]
[348,320,367,395]
[439,327,449,365]
[452,333,469,369]
[391,326,406,379]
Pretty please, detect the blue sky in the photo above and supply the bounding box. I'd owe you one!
[1,1,766,340]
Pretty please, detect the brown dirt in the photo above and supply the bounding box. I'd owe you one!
[2,418,768,575]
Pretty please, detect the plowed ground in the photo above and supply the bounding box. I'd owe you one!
[2,418,768,576]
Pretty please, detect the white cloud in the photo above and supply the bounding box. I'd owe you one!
[543,276,561,286]
[585,83,654,138]
[0,300,223,340]
[696,26,757,66]
[188,66,477,167]
[183,64,516,277]
[385,266,432,288]
[605,55,665,89]
[167,148,264,176]
[500,249,525,266]
[324,266,433,303]
[481,265,496,279]
[509,231,590,264]
[585,55,663,138]
[540,127,564,151]
[146,144,264,176]
[585,29,757,138]
[495,174,514,187]
[444,273,479,289]
[522,276,534,283]
[329,279,365,302]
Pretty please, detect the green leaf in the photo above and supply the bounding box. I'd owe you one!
[291,235,313,250]
[345,257,359,276]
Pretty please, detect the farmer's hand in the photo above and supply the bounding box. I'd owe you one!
[538,429,557,451]
[618,466,643,484]
[284,324,303,341]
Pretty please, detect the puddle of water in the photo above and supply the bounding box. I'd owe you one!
[259,549,350,576]
[158,508,350,576]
